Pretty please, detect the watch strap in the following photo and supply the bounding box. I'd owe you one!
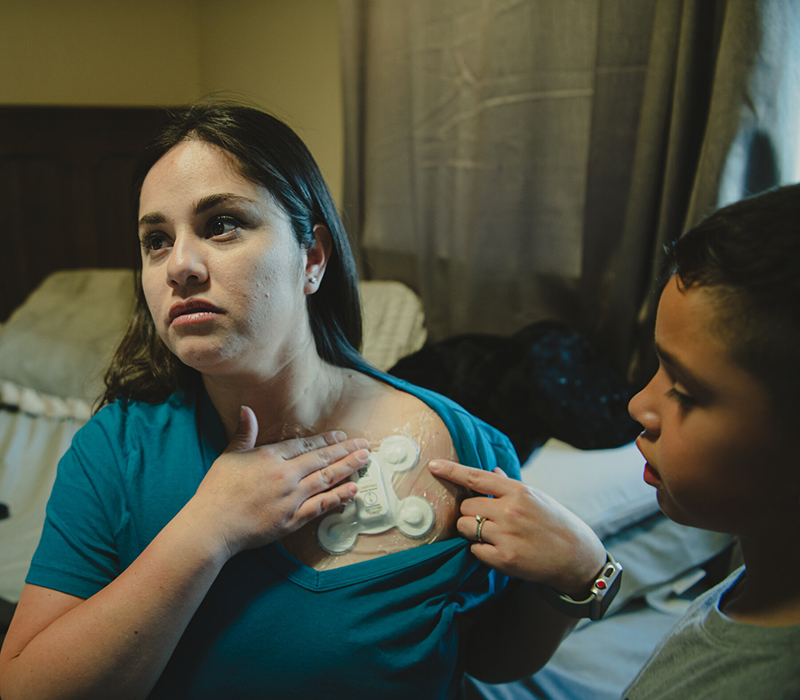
[539,552,623,621]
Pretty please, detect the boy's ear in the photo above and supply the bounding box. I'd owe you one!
[304,224,332,294]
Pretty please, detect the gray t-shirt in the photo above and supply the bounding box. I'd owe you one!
[624,566,800,699]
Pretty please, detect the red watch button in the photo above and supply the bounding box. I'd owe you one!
[596,580,607,589]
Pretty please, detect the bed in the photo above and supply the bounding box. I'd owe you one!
[0,268,734,699]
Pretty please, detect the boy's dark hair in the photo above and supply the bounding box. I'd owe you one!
[101,101,365,407]
[660,183,800,422]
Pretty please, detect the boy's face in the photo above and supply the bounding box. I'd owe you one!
[628,275,796,538]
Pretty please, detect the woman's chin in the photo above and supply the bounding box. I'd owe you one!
[171,341,237,375]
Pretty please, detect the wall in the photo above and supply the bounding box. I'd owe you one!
[197,0,344,201]
[0,0,344,202]
[0,0,202,106]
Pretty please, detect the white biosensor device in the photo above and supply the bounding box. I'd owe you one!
[317,435,436,554]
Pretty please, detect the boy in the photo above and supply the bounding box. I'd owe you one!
[623,183,800,698]
[429,184,800,697]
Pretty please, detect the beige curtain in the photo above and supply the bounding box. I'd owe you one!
[340,0,799,384]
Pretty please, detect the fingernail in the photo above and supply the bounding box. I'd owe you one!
[332,430,347,442]
[354,438,370,450]
[354,449,370,462]
[428,460,442,473]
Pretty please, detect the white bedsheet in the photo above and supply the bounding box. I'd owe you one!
[0,393,86,601]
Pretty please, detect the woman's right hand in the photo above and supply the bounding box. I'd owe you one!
[188,406,369,559]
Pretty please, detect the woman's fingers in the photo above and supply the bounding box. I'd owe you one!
[294,481,360,525]
[274,438,370,532]
[269,433,371,485]
[456,511,496,544]
[428,459,514,497]
[297,445,370,499]
[242,431,371,495]
[287,436,370,492]
[276,430,354,460]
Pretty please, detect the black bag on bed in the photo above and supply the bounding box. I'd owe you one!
[389,321,641,463]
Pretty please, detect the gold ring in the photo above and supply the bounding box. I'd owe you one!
[475,515,487,543]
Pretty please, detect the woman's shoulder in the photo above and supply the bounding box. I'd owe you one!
[334,369,450,454]
[350,367,477,425]
[347,367,519,476]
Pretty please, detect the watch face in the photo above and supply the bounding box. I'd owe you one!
[590,558,623,620]
[539,554,623,621]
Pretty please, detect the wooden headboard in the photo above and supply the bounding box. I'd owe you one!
[0,106,170,321]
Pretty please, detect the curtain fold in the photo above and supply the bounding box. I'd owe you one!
[340,0,798,384]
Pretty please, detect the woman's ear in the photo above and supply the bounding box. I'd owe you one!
[304,224,333,294]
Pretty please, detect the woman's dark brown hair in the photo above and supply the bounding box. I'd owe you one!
[101,101,365,407]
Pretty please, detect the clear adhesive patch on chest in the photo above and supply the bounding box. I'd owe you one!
[317,435,436,555]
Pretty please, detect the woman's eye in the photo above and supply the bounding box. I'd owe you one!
[140,232,169,252]
[208,217,241,237]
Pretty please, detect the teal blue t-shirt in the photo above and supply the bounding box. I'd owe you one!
[27,372,520,699]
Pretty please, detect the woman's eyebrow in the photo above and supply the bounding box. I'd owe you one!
[194,193,259,215]
[139,212,166,226]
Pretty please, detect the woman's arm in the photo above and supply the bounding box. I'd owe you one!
[461,580,581,682]
[429,459,606,682]
[0,407,369,700]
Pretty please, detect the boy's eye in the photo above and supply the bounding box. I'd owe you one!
[666,387,695,411]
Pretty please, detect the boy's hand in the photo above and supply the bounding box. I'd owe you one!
[428,460,606,599]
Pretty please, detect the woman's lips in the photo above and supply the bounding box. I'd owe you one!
[169,300,224,326]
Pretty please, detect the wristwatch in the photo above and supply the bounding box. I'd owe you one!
[539,552,623,621]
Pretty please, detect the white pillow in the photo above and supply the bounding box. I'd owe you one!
[521,438,660,540]
[0,385,90,602]
[360,280,427,370]
[0,270,136,404]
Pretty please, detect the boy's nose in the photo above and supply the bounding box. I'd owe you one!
[168,236,209,289]
[628,385,660,437]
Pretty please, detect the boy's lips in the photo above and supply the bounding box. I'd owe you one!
[635,435,662,486]
[643,462,661,486]
[168,299,225,325]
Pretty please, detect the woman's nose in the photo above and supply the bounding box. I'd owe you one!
[167,235,208,289]
[628,380,660,437]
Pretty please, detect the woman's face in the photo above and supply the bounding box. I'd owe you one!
[138,139,324,378]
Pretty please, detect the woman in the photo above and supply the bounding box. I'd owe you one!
[0,102,606,700]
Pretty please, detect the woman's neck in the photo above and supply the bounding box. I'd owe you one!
[202,352,348,446]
